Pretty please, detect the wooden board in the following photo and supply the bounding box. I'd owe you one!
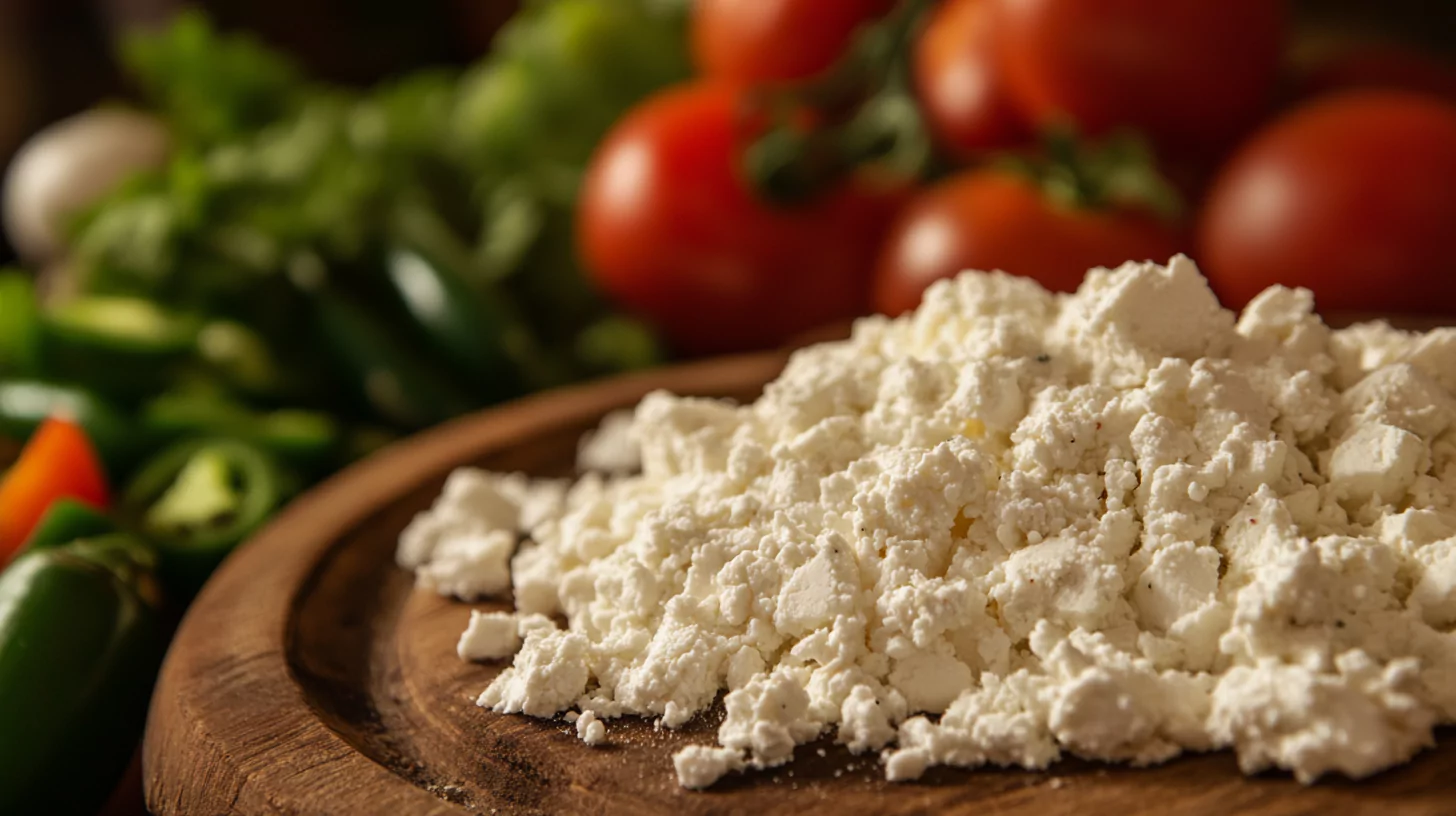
[144,350,1456,816]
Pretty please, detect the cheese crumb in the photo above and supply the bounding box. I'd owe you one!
[577,408,642,473]
[398,470,566,599]
[1327,422,1426,503]
[402,256,1456,788]
[576,710,607,746]
[457,611,522,661]
[675,745,747,789]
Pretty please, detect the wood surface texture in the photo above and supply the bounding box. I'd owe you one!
[145,347,1456,816]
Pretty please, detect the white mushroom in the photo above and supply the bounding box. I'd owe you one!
[3,107,171,263]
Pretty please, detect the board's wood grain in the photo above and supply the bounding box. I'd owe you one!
[145,348,1456,816]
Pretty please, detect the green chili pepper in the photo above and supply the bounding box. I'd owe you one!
[195,319,287,399]
[385,244,517,399]
[0,533,164,815]
[0,271,41,377]
[39,296,201,403]
[252,409,339,467]
[390,202,574,392]
[310,286,477,428]
[44,296,199,357]
[21,499,115,553]
[0,380,147,478]
[142,390,340,471]
[126,438,292,598]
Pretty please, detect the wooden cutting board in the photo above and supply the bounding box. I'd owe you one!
[143,350,1456,816]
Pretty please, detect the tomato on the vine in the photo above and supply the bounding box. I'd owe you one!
[1198,91,1456,314]
[578,82,904,354]
[873,169,1185,316]
[691,0,896,85]
[914,0,1027,158]
[993,0,1287,159]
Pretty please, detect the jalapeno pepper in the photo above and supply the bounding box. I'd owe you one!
[125,438,293,598]
[0,533,165,815]
[39,296,201,403]
[43,296,198,358]
[309,285,477,428]
[0,270,41,377]
[142,390,340,472]
[195,319,288,399]
[21,498,115,553]
[389,202,574,394]
[385,244,519,400]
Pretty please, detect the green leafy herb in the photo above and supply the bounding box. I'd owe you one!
[66,2,689,436]
[120,10,304,147]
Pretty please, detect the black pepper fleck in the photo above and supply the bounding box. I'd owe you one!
[1036,353,1051,363]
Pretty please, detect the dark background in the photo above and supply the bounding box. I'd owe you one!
[1,0,1453,265]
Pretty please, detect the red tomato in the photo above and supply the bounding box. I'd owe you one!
[0,417,110,562]
[1299,44,1456,106]
[994,0,1287,158]
[1198,91,1456,314]
[914,0,1028,158]
[691,0,896,84]
[873,170,1185,316]
[578,82,904,354]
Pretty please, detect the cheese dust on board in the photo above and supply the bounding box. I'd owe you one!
[398,255,1456,788]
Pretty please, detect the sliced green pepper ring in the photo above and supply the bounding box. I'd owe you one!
[43,296,199,358]
[141,392,340,471]
[38,296,201,403]
[125,438,291,597]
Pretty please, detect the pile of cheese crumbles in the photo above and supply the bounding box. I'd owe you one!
[398,256,1456,788]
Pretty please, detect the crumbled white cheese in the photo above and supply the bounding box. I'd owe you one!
[575,710,607,746]
[1327,423,1427,504]
[457,611,522,661]
[577,408,642,473]
[674,745,746,789]
[398,470,567,599]
[474,622,590,718]
[401,256,1456,789]
[1208,652,1435,783]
